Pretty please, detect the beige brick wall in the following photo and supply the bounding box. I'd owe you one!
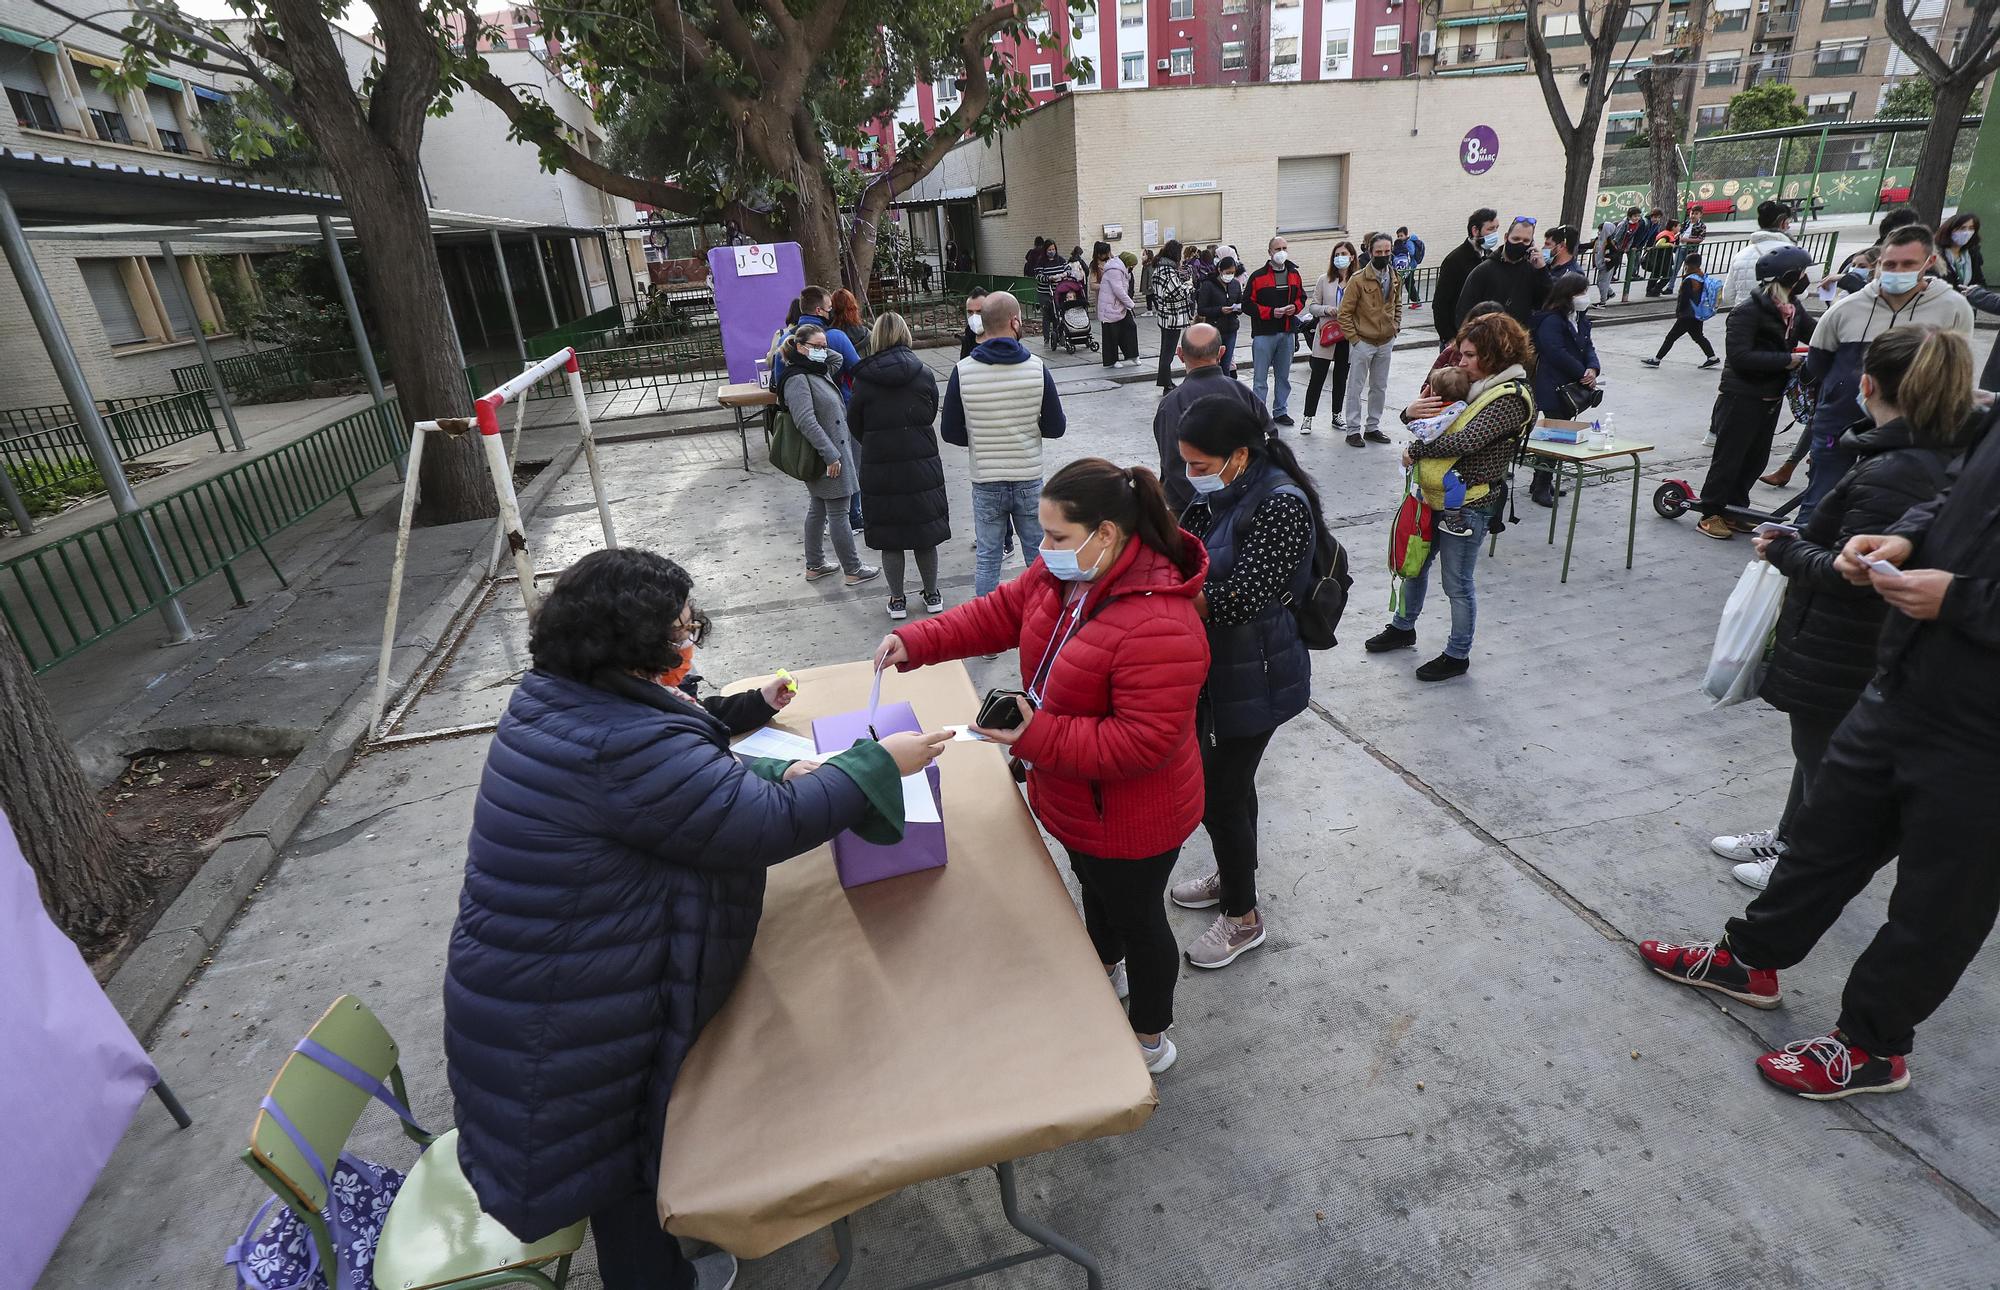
[967,75,1600,279]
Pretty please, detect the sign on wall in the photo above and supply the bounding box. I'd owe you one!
[1146,179,1218,195]
[1460,126,1500,176]
[708,242,807,386]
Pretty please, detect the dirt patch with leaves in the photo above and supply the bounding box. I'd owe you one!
[91,748,294,976]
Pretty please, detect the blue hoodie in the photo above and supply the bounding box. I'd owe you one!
[769,312,862,401]
[940,336,1067,449]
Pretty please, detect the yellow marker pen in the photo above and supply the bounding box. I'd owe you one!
[774,668,798,694]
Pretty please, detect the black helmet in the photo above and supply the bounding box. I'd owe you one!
[1755,245,1814,283]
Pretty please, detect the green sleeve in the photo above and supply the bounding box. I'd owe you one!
[822,739,908,844]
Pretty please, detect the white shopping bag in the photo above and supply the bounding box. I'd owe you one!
[1702,560,1787,707]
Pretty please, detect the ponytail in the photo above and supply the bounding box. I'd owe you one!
[1866,324,1974,448]
[1042,457,1185,565]
[1175,394,1329,526]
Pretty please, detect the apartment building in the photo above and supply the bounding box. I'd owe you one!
[1426,0,1960,142]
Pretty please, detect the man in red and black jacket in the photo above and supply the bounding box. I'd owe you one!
[1245,236,1307,427]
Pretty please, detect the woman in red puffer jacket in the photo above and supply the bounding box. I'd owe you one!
[875,457,1209,1074]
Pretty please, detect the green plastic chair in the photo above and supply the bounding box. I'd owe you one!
[243,995,585,1290]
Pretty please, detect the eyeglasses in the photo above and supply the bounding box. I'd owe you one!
[1511,216,1538,228]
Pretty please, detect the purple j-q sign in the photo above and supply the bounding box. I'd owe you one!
[1461,126,1500,176]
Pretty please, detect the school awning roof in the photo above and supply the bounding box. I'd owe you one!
[1437,12,1525,26]
[1437,62,1529,76]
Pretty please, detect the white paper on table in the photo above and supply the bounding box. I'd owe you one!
[733,727,818,761]
[902,771,941,823]
[943,724,992,743]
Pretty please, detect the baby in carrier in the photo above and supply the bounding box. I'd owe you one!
[1407,366,1477,537]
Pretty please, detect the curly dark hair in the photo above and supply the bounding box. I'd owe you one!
[1454,311,1536,378]
[529,548,693,682]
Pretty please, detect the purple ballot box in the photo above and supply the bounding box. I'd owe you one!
[812,700,947,888]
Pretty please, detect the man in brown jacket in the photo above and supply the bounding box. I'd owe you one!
[1337,232,1403,448]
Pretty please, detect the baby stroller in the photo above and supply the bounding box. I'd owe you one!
[1049,274,1098,355]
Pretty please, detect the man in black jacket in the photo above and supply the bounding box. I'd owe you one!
[1153,323,1272,509]
[1431,206,1498,350]
[1458,216,1544,329]
[1640,402,2000,1101]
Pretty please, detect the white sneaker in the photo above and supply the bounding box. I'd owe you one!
[692,1250,738,1290]
[1701,431,1718,449]
[1108,961,1129,1000]
[1140,1034,1177,1074]
[1300,416,1314,435]
[1733,857,1779,890]
[1711,828,1784,862]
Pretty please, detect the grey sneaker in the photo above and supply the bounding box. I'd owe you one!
[805,564,839,581]
[1170,870,1222,910]
[844,565,880,586]
[692,1249,738,1290]
[1186,911,1265,969]
[1140,1034,1177,1074]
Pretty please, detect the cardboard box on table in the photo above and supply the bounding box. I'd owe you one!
[811,700,946,888]
[668,659,1157,1257]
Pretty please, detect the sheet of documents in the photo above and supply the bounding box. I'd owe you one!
[732,726,817,761]
[902,771,940,824]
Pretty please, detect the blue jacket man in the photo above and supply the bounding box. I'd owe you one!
[769,286,863,400]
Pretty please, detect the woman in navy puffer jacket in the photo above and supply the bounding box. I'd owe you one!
[443,548,946,1290]
[1529,273,1601,506]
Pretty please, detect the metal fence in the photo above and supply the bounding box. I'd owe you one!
[0,391,223,495]
[171,347,389,404]
[0,396,162,441]
[0,397,405,673]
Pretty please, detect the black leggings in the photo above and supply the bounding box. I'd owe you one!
[1775,707,1846,842]
[1201,725,1275,917]
[1655,318,1715,360]
[1157,326,1181,387]
[1065,845,1180,1035]
[592,1189,692,1290]
[880,546,939,599]
[1303,344,1351,418]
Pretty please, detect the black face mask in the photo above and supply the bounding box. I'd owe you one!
[1502,241,1529,262]
[1371,254,1391,272]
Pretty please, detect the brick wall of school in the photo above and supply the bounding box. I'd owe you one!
[972,73,1600,279]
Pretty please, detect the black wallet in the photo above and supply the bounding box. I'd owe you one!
[976,687,1031,730]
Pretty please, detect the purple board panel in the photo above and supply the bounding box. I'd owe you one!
[707,242,809,385]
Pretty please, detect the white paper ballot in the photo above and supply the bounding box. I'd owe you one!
[902,771,940,823]
[733,726,818,761]
[866,666,884,734]
[943,724,993,742]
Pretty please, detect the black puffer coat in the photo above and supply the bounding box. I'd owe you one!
[1760,416,1956,718]
[1720,288,1814,400]
[847,344,950,552]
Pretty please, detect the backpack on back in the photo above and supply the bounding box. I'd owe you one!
[1285,517,1353,650]
[1692,274,1724,322]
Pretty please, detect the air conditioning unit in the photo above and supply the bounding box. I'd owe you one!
[1157,57,1171,69]
[1417,30,1437,55]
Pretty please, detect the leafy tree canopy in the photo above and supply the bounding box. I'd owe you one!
[1725,83,1809,133]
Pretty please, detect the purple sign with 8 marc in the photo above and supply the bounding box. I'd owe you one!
[1461,126,1499,175]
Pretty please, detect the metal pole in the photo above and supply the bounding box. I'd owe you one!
[318,215,386,406]
[490,229,527,363]
[371,427,429,738]
[0,186,190,640]
[531,235,560,331]
[600,230,627,321]
[155,240,245,451]
[1876,131,1898,217]
[458,246,492,346]
[0,456,31,534]
[570,237,592,314]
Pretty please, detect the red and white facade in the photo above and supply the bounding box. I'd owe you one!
[855,0,1421,170]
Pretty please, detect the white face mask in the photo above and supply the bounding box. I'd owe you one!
[967,314,985,334]
[1571,296,1591,315]
[1272,249,1289,266]
[805,345,829,363]
[1333,255,1352,270]
[1953,229,1975,247]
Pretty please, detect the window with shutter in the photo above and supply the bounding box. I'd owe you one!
[80,259,147,347]
[1275,155,1344,233]
[145,256,194,337]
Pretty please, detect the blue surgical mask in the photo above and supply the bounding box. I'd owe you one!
[1040,532,1105,582]
[1188,469,1228,496]
[1855,384,1872,419]
[1481,231,1501,251]
[1333,255,1352,270]
[806,345,830,362]
[1878,269,1921,295]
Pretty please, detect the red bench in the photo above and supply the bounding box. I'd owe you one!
[1685,197,1736,218]
[1879,185,1912,206]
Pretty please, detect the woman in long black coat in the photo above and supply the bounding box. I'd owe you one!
[1719,325,1970,892]
[848,311,950,618]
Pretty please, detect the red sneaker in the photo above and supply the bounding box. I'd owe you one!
[1638,938,1781,1008]
[1757,1032,1910,1100]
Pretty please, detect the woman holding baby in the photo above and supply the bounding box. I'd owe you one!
[1361,312,1538,682]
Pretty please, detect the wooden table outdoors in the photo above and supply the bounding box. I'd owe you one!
[1519,435,1657,583]
[659,659,1158,1289]
[716,381,775,471]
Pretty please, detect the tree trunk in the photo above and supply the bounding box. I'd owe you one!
[1639,67,1684,215]
[791,177,849,289]
[0,626,137,947]
[1560,105,1608,232]
[1910,77,1980,223]
[336,154,495,524]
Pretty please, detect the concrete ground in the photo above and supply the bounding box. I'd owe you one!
[36,310,2000,1289]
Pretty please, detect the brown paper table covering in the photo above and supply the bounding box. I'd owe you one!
[657,658,1159,1257]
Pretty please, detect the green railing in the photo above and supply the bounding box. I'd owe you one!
[0,391,223,495]
[525,304,622,357]
[0,396,162,441]
[171,347,390,405]
[0,398,405,673]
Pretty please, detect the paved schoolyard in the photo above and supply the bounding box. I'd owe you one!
[37,324,2000,1289]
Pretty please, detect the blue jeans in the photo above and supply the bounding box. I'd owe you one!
[973,479,1043,597]
[1251,332,1294,416]
[1391,504,1487,659]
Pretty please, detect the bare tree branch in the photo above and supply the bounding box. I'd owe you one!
[1523,0,1577,138]
[363,0,445,159]
[1883,0,1956,82]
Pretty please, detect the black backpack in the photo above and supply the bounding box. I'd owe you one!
[1284,518,1352,650]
